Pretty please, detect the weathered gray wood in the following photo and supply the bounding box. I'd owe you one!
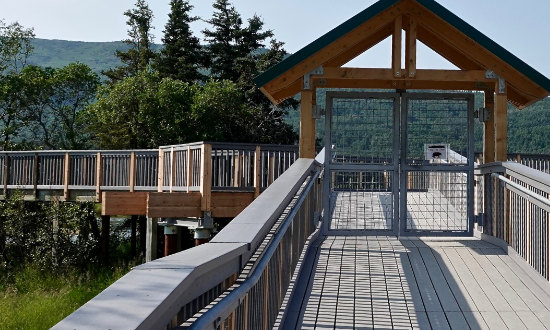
[463,311,490,330]
[498,311,527,329]
[418,247,460,312]
[407,247,443,312]
[515,311,547,330]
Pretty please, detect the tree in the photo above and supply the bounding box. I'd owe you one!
[23,63,100,149]
[86,71,194,149]
[103,0,155,82]
[155,0,204,82]
[0,20,35,74]
[202,0,243,81]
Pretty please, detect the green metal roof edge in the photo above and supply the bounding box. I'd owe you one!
[253,0,400,88]
[416,0,550,93]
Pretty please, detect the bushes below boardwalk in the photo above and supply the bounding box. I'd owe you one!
[0,192,142,329]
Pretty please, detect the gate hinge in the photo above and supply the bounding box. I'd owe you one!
[312,105,325,119]
[474,107,491,123]
[304,66,324,90]
[485,70,506,94]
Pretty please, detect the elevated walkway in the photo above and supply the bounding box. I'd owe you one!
[287,236,550,329]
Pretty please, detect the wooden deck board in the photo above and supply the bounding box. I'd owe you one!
[290,236,550,329]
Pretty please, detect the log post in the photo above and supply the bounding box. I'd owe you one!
[392,15,402,78]
[495,86,508,161]
[299,90,316,158]
[483,90,495,163]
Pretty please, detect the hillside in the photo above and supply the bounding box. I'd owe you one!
[28,38,162,74]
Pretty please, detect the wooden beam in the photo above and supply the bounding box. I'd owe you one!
[405,15,417,78]
[261,2,405,93]
[324,24,393,67]
[392,16,402,78]
[483,90,495,163]
[147,192,202,218]
[319,67,490,82]
[300,90,316,158]
[211,192,254,218]
[495,85,508,161]
[410,4,547,99]
[312,77,495,91]
[102,191,148,216]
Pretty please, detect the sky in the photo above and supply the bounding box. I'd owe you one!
[1,0,549,76]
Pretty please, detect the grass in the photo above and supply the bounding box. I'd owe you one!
[0,264,132,330]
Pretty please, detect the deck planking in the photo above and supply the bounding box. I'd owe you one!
[289,236,550,329]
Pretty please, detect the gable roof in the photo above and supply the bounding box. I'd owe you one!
[255,0,550,108]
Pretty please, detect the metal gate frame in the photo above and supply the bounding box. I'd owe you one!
[323,91,475,237]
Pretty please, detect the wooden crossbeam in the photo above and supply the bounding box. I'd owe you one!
[318,67,491,82]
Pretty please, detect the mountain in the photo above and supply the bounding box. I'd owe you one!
[28,38,162,74]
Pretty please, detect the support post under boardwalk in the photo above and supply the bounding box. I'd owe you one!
[495,88,508,161]
[101,215,110,265]
[146,217,158,262]
[300,90,315,158]
[483,90,495,163]
[130,215,137,258]
[164,225,178,257]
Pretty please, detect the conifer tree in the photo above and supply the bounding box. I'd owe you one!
[155,0,204,82]
[103,0,155,82]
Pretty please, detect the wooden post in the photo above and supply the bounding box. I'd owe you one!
[33,153,39,198]
[3,154,8,197]
[63,152,70,201]
[495,87,508,161]
[483,90,495,163]
[129,152,136,193]
[405,16,417,78]
[96,152,102,202]
[157,149,165,192]
[392,15,402,78]
[254,146,261,198]
[169,147,176,193]
[146,217,158,262]
[101,215,110,265]
[299,90,315,158]
[186,146,192,193]
[130,215,137,258]
[233,152,240,188]
[139,215,146,254]
[269,155,275,185]
[200,143,212,212]
[164,225,178,257]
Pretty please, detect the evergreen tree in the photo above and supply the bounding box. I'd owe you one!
[202,0,243,81]
[155,0,204,82]
[103,0,155,82]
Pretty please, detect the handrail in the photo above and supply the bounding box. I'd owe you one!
[189,168,322,329]
[54,152,324,329]
[476,160,550,281]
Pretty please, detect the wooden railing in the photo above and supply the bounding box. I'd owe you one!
[0,142,299,200]
[476,161,550,281]
[53,152,324,330]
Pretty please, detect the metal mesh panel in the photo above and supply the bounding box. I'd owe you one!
[330,171,394,230]
[331,98,394,164]
[405,171,468,232]
[406,98,469,165]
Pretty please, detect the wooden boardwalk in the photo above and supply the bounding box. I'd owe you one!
[330,191,467,232]
[289,236,550,329]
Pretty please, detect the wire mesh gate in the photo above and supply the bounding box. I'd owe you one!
[323,92,474,236]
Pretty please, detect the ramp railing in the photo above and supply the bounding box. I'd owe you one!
[476,161,550,281]
[53,151,324,329]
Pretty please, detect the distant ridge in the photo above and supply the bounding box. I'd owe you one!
[28,38,162,74]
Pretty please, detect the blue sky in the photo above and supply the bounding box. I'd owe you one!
[2,0,549,76]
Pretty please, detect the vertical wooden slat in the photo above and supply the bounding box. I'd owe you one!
[96,152,102,202]
[129,152,136,192]
[200,143,212,212]
[392,15,402,78]
[268,154,275,185]
[233,151,240,188]
[169,147,175,193]
[157,149,164,192]
[3,154,9,196]
[33,153,39,197]
[186,146,192,192]
[254,146,261,198]
[63,152,70,201]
